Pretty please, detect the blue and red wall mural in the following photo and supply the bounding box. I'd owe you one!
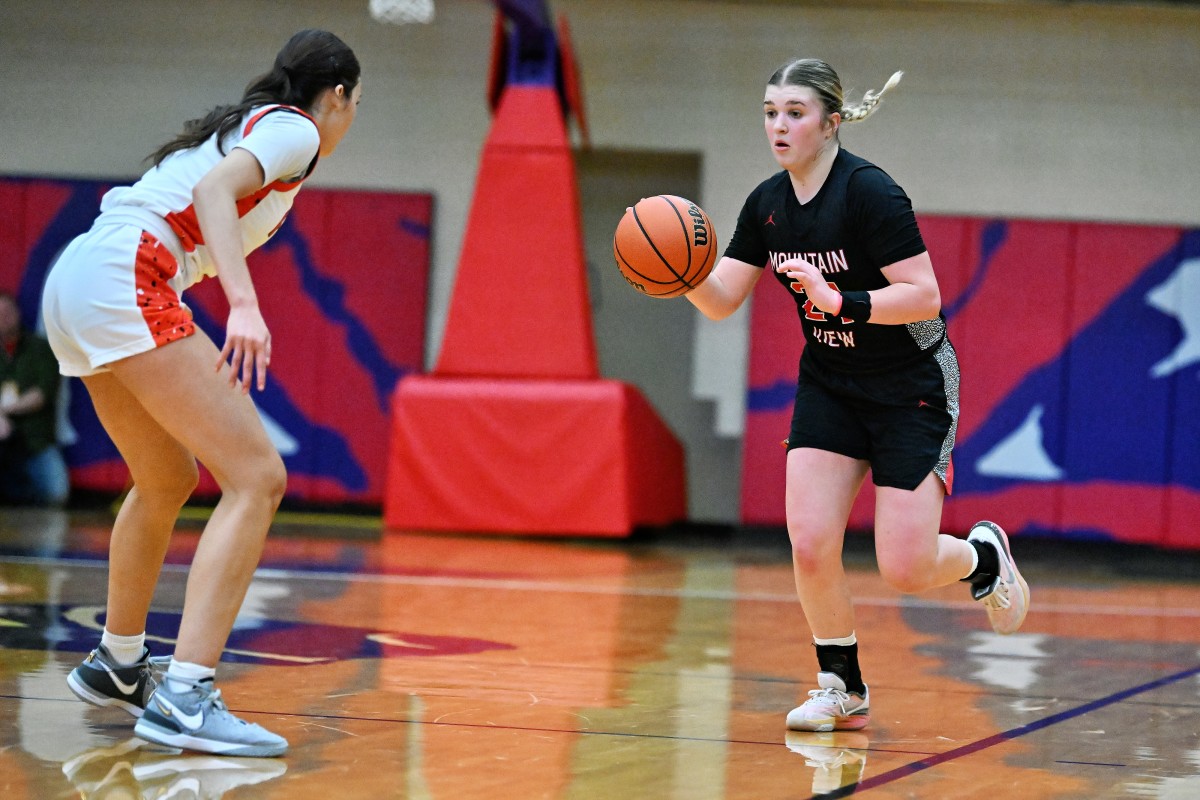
[0,175,431,505]
[743,216,1200,549]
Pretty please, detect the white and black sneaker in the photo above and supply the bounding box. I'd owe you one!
[968,520,1030,635]
[67,645,158,717]
[134,678,288,758]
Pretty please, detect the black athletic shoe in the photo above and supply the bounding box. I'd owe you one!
[67,644,157,717]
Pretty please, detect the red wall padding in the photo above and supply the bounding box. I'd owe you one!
[742,216,1200,548]
[0,176,431,505]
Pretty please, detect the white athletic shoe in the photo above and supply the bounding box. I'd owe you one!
[968,520,1030,635]
[786,672,870,732]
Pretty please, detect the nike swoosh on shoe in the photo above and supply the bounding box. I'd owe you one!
[154,696,205,731]
[103,665,142,696]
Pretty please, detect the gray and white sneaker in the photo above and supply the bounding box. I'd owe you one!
[67,645,158,717]
[133,679,288,758]
[968,520,1030,634]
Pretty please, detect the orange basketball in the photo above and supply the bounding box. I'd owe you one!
[612,195,717,298]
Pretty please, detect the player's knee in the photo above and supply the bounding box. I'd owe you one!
[178,461,201,499]
[222,448,286,507]
[788,526,840,574]
[254,453,287,508]
[135,459,200,506]
[877,554,933,594]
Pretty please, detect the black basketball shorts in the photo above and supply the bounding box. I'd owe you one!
[786,339,960,493]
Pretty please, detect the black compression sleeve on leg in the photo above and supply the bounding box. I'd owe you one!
[962,539,1000,584]
[815,643,866,696]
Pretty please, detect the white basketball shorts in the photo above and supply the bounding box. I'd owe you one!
[42,222,196,377]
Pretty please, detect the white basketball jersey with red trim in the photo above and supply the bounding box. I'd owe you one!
[99,105,320,291]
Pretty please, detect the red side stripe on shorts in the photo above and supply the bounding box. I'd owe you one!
[134,232,195,347]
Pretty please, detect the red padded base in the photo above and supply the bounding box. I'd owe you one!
[384,376,686,536]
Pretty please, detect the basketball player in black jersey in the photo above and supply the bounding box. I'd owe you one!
[686,59,1030,733]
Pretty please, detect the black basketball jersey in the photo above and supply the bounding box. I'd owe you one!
[724,148,946,374]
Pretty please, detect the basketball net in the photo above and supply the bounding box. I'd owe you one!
[369,0,434,25]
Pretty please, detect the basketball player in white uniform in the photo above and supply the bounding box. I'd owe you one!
[44,29,362,757]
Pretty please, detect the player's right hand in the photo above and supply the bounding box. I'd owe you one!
[218,304,272,393]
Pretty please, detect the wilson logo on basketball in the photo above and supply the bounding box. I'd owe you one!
[687,205,709,247]
[612,194,717,298]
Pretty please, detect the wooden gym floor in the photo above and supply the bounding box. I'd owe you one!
[1,505,1199,799]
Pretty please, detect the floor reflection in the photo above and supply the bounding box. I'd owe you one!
[62,737,287,798]
[785,731,870,797]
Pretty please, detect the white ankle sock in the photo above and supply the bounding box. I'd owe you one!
[165,659,216,693]
[961,541,980,580]
[813,632,857,647]
[100,629,145,666]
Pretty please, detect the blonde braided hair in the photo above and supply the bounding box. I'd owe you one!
[768,58,903,129]
[840,70,903,122]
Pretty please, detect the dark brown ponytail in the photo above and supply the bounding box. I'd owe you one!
[147,29,360,166]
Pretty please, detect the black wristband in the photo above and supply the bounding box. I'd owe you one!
[838,291,872,322]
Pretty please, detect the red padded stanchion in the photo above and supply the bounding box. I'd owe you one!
[385,377,685,536]
[434,85,597,380]
[383,9,686,536]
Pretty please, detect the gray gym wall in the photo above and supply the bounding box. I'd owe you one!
[2,0,1197,522]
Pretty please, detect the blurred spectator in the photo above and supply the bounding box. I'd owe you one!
[0,291,69,506]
